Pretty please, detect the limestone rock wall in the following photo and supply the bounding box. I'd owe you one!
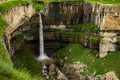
[83,2,120,58]
[4,2,120,57]
[43,2,83,25]
[3,4,36,39]
[83,2,120,30]
[2,4,36,54]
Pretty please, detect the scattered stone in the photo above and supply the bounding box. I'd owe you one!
[64,56,68,60]
[63,61,87,80]
[104,71,119,80]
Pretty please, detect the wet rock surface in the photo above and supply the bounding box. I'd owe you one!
[40,59,68,80]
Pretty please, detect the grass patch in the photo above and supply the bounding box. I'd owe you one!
[36,0,83,2]
[11,44,44,79]
[36,0,120,4]
[0,15,8,29]
[56,43,120,78]
[10,30,38,43]
[86,0,120,4]
[33,2,46,10]
[0,0,32,12]
[60,30,101,42]
[72,23,99,31]
[0,59,43,80]
[0,38,12,66]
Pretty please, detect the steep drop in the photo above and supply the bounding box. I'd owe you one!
[37,11,50,61]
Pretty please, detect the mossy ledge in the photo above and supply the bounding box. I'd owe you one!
[56,43,120,78]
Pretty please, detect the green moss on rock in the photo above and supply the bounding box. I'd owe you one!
[56,44,120,78]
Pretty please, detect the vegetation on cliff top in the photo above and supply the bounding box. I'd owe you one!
[0,0,119,79]
[87,0,120,4]
[36,0,120,4]
[56,44,120,78]
[33,2,46,10]
[0,0,32,12]
[36,0,83,2]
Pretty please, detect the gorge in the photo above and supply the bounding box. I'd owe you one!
[0,0,120,80]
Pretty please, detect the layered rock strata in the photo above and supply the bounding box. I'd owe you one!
[2,4,36,54]
[83,2,120,57]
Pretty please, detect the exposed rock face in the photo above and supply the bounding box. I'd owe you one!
[83,2,104,27]
[2,4,36,54]
[5,2,120,57]
[83,2,120,57]
[99,32,117,58]
[63,61,87,80]
[104,71,119,80]
[83,2,120,30]
[3,4,36,39]
[43,31,99,50]
[57,60,119,80]
[43,2,83,25]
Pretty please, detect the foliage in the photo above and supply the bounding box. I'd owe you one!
[87,0,120,4]
[0,39,12,65]
[33,3,46,10]
[72,23,99,31]
[36,0,120,4]
[10,30,38,43]
[0,59,43,80]
[0,1,45,80]
[0,0,32,12]
[36,0,83,2]
[0,15,8,28]
[0,60,13,76]
[10,34,23,42]
[56,44,120,78]
[60,30,102,42]
[0,43,44,80]
[12,44,43,78]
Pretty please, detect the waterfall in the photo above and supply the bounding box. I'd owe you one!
[37,11,50,61]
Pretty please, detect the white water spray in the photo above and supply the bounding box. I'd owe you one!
[37,11,50,61]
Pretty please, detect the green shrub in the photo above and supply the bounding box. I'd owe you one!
[0,0,32,12]
[72,23,99,31]
[33,3,46,10]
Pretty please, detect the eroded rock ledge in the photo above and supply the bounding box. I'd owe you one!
[2,2,120,58]
[2,4,36,54]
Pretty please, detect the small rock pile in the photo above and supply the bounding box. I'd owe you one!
[63,61,87,80]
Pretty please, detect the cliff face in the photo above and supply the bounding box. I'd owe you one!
[2,4,36,40]
[3,2,120,57]
[43,2,83,25]
[83,2,120,57]
[2,4,36,54]
[83,2,120,30]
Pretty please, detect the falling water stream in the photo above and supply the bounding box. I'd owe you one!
[37,11,50,61]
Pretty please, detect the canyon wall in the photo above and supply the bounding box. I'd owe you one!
[83,2,120,30]
[3,2,120,57]
[83,2,120,57]
[43,2,83,25]
[3,4,36,39]
[2,4,36,54]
